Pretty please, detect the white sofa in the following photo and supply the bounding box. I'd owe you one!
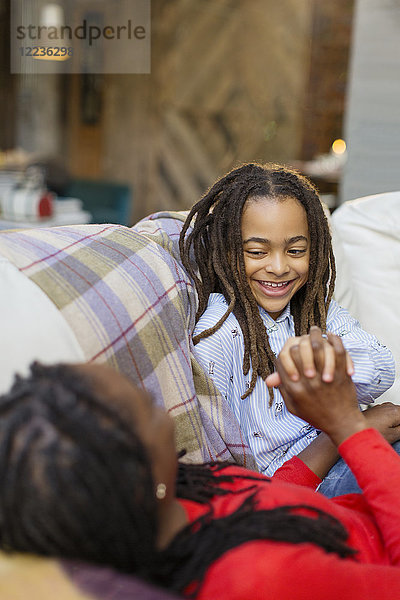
[0,193,398,406]
[0,256,85,394]
[331,191,400,405]
[0,197,397,600]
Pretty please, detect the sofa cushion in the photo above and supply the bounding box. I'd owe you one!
[0,222,255,468]
[331,192,400,404]
[62,561,181,600]
[0,256,84,394]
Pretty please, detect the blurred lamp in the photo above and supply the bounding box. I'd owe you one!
[331,139,347,155]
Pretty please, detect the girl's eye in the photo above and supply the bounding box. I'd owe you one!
[246,250,265,257]
[288,248,306,255]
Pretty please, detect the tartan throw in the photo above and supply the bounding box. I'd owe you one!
[0,213,255,469]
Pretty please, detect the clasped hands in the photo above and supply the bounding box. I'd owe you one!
[266,327,400,447]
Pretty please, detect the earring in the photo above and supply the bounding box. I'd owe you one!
[156,483,167,500]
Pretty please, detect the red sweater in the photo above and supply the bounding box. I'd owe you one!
[179,429,400,599]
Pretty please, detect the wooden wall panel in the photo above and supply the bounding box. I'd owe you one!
[71,0,315,222]
[66,75,103,179]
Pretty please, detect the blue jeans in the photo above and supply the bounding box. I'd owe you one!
[318,439,400,498]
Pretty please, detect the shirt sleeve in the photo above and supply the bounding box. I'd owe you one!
[327,300,395,404]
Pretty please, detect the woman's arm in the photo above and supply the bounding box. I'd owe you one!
[271,327,400,482]
[275,402,400,483]
[200,332,400,600]
[276,330,400,565]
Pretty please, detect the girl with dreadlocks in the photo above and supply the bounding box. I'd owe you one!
[179,162,394,477]
[2,332,400,600]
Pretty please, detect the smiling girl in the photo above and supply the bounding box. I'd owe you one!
[179,163,394,476]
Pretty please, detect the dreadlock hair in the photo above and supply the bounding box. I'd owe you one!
[0,362,158,578]
[179,162,336,400]
[164,463,356,597]
[0,362,356,598]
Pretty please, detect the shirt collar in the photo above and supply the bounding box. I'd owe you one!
[260,302,292,325]
[209,293,292,325]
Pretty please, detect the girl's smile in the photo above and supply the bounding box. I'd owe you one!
[254,278,297,297]
[241,196,310,319]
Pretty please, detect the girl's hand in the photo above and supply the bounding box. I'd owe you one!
[275,330,367,446]
[363,403,400,444]
[265,326,354,388]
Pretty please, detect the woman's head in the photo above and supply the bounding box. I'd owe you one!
[0,363,356,596]
[0,362,177,574]
[180,163,335,396]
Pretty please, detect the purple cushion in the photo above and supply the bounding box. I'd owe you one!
[62,560,182,600]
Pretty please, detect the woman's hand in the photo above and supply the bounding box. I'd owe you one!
[266,326,354,388]
[275,328,367,446]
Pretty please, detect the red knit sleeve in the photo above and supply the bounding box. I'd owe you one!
[338,428,400,565]
[197,540,400,600]
[272,455,322,489]
[195,429,400,599]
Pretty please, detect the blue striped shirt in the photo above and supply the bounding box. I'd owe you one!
[193,294,395,475]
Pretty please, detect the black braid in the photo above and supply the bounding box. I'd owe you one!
[0,363,355,598]
[180,163,335,401]
[0,362,157,577]
[155,494,355,597]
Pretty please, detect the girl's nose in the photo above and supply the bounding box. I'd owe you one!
[265,253,290,276]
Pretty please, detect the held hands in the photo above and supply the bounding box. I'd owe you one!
[270,327,367,446]
[267,327,400,447]
[266,328,354,388]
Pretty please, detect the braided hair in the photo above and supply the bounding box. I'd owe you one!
[0,363,355,597]
[179,163,336,399]
[0,362,157,577]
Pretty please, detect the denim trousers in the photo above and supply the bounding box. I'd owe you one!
[318,439,400,498]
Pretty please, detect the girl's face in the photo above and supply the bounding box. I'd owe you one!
[241,196,310,319]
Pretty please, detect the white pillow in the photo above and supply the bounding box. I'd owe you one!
[0,257,84,394]
[331,192,400,404]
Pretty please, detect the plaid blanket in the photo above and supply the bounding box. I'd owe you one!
[0,215,255,469]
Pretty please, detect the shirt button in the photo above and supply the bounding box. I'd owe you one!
[267,324,279,333]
